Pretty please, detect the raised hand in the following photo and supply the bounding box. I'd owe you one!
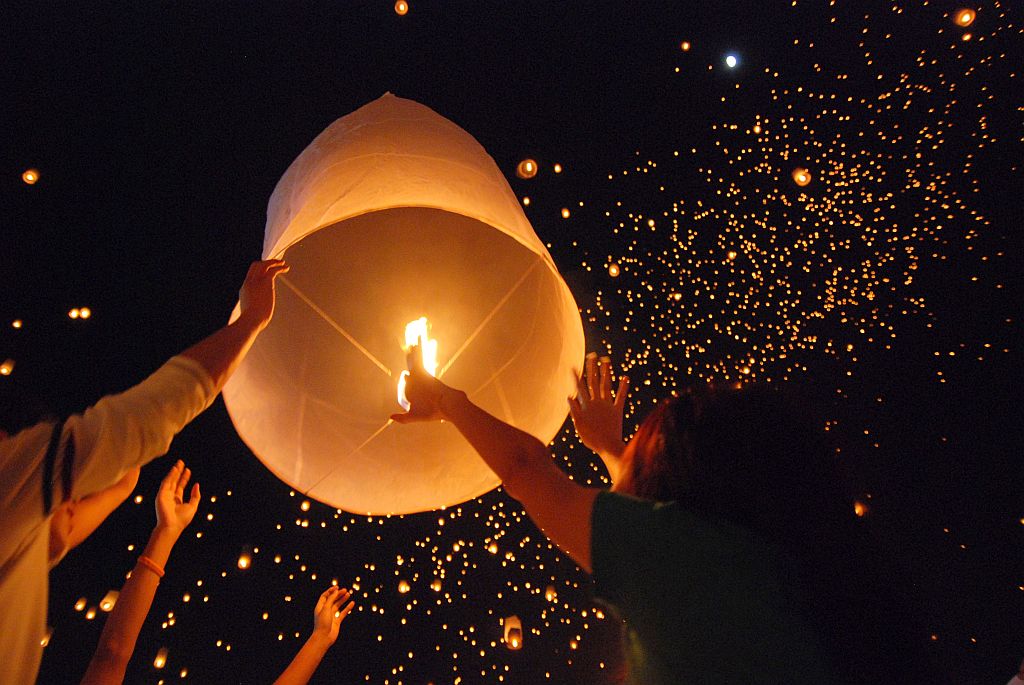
[238,259,290,331]
[390,343,447,424]
[312,586,354,645]
[155,460,201,534]
[568,353,630,463]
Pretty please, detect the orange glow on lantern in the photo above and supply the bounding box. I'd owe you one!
[680,40,691,52]
[154,647,168,669]
[560,208,571,219]
[21,169,39,185]
[516,159,538,179]
[503,615,523,650]
[954,8,976,26]
[553,163,563,173]
[11,319,22,329]
[68,308,80,319]
[100,590,119,612]
[237,551,252,569]
[78,307,91,319]
[853,500,869,517]
[792,168,812,186]
[0,359,13,376]
[398,580,411,594]
[607,263,620,277]
[394,1,409,15]
[397,317,438,410]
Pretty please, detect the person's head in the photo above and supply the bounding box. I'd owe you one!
[613,383,850,551]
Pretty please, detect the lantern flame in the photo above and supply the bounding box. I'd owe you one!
[397,317,438,410]
[955,8,976,26]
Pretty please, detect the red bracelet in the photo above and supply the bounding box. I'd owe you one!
[136,555,165,579]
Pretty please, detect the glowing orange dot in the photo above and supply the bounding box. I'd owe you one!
[752,124,762,134]
[791,167,812,186]
[21,169,39,185]
[521,196,530,206]
[78,307,91,319]
[300,499,311,512]
[68,308,80,319]
[237,552,251,570]
[394,0,409,15]
[553,163,563,173]
[560,208,570,219]
[954,8,975,27]
[726,250,738,261]
[608,263,620,277]
[153,647,168,669]
[680,41,691,52]
[11,319,22,329]
[961,32,972,41]
[853,500,869,517]
[516,159,538,179]
[0,359,13,376]
[398,580,410,593]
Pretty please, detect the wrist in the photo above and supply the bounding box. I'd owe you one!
[308,630,335,649]
[438,384,467,421]
[152,523,185,541]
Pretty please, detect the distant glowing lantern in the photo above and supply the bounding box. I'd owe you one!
[430,579,442,592]
[503,615,523,650]
[607,263,620,277]
[11,319,22,329]
[792,167,812,187]
[545,585,557,602]
[553,163,563,174]
[300,499,311,512]
[21,169,39,185]
[154,647,168,669]
[726,250,738,261]
[237,550,252,570]
[40,627,53,647]
[68,308,80,319]
[853,500,870,517]
[398,580,411,594]
[99,590,119,612]
[561,207,571,219]
[725,54,738,68]
[222,94,584,515]
[515,159,538,179]
[752,124,762,134]
[85,607,97,620]
[394,1,409,15]
[680,41,691,52]
[961,32,972,41]
[74,597,87,612]
[78,307,91,319]
[0,359,13,376]
[954,8,976,26]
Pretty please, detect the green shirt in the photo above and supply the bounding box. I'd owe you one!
[591,491,833,684]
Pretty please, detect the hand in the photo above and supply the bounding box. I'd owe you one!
[390,343,449,424]
[238,259,290,331]
[567,353,629,460]
[155,460,201,534]
[312,586,354,645]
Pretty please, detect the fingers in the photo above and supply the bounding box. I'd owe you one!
[614,375,630,410]
[161,460,184,493]
[187,482,201,507]
[174,465,191,502]
[567,395,582,423]
[574,373,590,409]
[598,355,612,400]
[585,353,598,400]
[335,600,355,624]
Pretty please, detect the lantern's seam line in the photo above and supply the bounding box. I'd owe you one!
[438,257,543,379]
[279,275,392,377]
[304,418,394,501]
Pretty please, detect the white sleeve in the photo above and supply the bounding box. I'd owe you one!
[64,355,217,499]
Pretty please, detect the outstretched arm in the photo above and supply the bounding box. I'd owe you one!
[567,353,630,484]
[273,586,354,685]
[392,348,599,573]
[49,468,140,566]
[81,461,200,685]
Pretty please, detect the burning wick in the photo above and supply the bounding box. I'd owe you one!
[397,317,438,410]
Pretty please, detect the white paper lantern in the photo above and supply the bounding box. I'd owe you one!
[223,94,584,515]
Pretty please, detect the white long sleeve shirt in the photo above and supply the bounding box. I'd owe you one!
[0,356,216,684]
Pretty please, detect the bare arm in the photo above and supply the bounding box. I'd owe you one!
[273,586,354,685]
[392,348,599,573]
[567,353,630,483]
[80,461,200,685]
[49,468,140,566]
[179,259,289,390]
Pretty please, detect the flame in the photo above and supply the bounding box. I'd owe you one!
[397,317,438,410]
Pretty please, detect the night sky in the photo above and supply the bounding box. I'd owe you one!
[2,1,1022,683]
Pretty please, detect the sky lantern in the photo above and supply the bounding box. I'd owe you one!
[680,40,691,52]
[394,0,409,16]
[515,159,538,179]
[725,54,739,69]
[99,590,119,612]
[503,615,523,650]
[21,168,39,185]
[792,167,812,187]
[153,647,168,669]
[0,359,13,376]
[607,263,620,277]
[222,94,585,515]
[237,549,252,570]
[954,8,976,27]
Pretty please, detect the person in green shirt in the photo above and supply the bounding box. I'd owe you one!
[394,350,902,683]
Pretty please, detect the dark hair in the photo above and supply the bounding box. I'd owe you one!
[615,383,928,683]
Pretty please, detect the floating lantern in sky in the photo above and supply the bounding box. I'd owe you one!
[515,159,538,179]
[398,580,411,594]
[222,94,584,515]
[791,167,812,187]
[954,8,976,27]
[74,597,86,612]
[237,550,252,570]
[394,0,409,16]
[853,500,870,517]
[153,647,168,669]
[99,591,119,612]
[561,207,571,219]
[12,319,23,329]
[21,168,39,185]
[79,307,91,319]
[0,359,13,376]
[607,263,620,277]
[553,163,563,174]
[725,54,739,68]
[503,615,523,650]
[680,40,691,52]
[40,627,52,648]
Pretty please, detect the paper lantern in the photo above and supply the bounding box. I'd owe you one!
[792,167,812,187]
[515,159,538,179]
[503,615,523,650]
[99,590,119,612]
[394,1,409,15]
[21,169,39,185]
[223,94,584,515]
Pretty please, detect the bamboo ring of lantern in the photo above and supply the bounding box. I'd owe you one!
[223,94,585,515]
[792,167,812,187]
[515,159,538,179]
[954,8,976,27]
